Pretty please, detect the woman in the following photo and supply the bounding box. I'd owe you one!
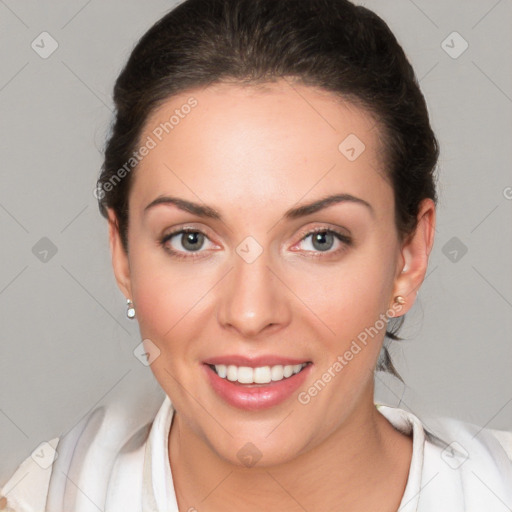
[2,0,511,510]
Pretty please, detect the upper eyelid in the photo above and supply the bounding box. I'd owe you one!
[162,224,215,240]
[161,227,217,246]
[291,228,351,251]
[162,224,349,238]
[296,225,350,239]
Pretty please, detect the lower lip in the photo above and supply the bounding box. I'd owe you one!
[203,364,312,411]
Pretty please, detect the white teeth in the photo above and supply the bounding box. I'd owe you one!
[254,366,271,384]
[216,364,227,378]
[226,365,237,382]
[237,366,253,384]
[212,363,307,384]
[271,365,284,381]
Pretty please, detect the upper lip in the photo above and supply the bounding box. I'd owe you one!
[203,355,311,367]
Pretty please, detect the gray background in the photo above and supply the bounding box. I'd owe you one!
[1,0,511,482]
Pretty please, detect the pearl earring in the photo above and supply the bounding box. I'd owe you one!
[394,295,406,305]
[126,299,136,319]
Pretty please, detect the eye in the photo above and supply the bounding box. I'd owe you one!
[294,228,352,256]
[159,226,352,260]
[160,228,216,259]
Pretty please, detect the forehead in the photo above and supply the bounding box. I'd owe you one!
[131,80,392,217]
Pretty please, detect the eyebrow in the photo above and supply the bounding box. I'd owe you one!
[143,193,374,220]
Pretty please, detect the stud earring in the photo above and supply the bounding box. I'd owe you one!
[126,299,136,319]
[394,295,406,305]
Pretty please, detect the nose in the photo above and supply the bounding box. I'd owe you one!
[216,247,292,338]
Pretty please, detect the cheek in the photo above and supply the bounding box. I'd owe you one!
[290,256,395,342]
[132,274,188,341]
[128,247,180,338]
[129,249,216,348]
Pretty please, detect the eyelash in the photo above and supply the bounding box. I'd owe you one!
[159,226,352,261]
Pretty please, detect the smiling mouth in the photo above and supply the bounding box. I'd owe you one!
[207,362,312,385]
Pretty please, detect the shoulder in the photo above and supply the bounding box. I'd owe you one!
[0,437,59,512]
[0,391,166,512]
[425,413,512,464]
[421,414,512,507]
[378,404,512,508]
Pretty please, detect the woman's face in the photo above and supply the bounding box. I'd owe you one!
[109,79,434,466]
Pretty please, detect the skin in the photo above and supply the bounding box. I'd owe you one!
[108,79,435,511]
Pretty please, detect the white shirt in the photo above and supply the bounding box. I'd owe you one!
[2,394,512,511]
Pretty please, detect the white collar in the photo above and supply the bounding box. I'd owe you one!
[142,394,179,511]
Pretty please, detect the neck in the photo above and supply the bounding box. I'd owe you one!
[168,388,413,512]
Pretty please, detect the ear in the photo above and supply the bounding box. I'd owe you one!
[107,208,132,300]
[390,198,436,315]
